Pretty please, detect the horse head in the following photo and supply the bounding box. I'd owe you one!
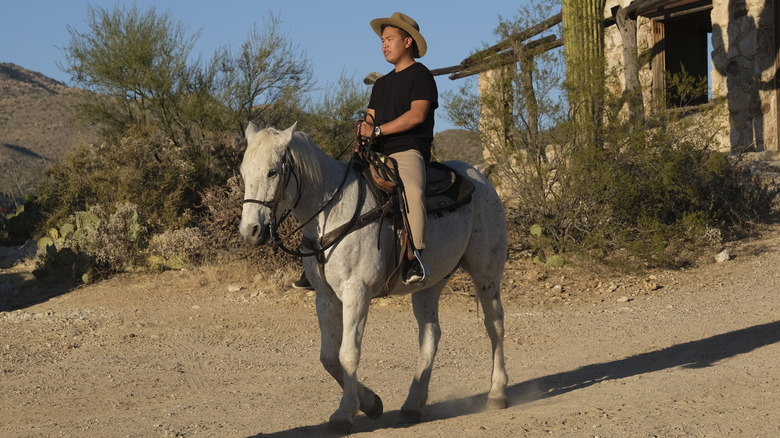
[239,122,299,246]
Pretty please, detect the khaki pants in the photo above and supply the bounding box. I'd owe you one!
[390,149,427,250]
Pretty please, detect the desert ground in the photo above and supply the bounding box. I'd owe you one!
[1,224,779,437]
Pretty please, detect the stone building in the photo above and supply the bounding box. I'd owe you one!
[605,0,778,152]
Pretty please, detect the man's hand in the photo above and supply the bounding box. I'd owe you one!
[358,120,375,138]
[354,119,373,154]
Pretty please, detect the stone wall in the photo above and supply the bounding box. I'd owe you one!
[711,0,777,152]
[604,0,778,152]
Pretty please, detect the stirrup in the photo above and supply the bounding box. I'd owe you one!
[403,250,430,285]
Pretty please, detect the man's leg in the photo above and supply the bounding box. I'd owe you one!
[390,149,428,284]
[391,150,427,250]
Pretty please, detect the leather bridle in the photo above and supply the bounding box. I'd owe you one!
[242,146,364,258]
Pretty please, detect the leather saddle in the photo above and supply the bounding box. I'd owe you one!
[423,162,475,215]
[362,160,475,216]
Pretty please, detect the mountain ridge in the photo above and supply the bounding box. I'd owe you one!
[1,63,99,209]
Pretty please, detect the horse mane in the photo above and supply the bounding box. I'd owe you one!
[288,131,327,187]
[244,126,329,188]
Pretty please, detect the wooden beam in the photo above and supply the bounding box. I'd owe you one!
[449,36,563,80]
[624,0,710,18]
[461,13,562,67]
[624,0,674,16]
[430,65,464,77]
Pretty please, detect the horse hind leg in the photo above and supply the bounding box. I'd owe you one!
[400,281,446,423]
[461,254,509,410]
[479,279,509,409]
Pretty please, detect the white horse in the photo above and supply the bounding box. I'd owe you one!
[239,122,508,433]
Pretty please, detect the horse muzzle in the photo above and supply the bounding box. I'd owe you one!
[249,223,271,246]
[239,218,272,246]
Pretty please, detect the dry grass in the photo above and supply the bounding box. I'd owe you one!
[178,258,300,294]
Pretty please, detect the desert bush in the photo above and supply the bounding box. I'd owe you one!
[492,97,771,268]
[37,137,198,232]
[198,175,298,271]
[78,202,146,271]
[34,201,216,282]
[147,227,204,270]
[36,5,313,233]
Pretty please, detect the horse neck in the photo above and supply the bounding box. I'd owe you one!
[290,145,356,223]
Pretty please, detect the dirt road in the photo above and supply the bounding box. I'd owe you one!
[1,225,779,437]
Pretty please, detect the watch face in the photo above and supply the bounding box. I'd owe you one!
[374,126,381,136]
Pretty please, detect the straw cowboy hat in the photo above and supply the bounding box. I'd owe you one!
[370,12,427,58]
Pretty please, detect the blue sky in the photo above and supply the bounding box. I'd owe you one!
[1,1,533,132]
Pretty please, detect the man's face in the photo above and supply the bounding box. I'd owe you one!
[380,26,411,65]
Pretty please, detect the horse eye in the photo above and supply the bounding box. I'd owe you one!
[267,169,278,178]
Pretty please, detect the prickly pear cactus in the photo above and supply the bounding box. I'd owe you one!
[33,212,100,285]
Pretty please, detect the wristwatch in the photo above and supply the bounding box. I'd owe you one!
[374,125,382,137]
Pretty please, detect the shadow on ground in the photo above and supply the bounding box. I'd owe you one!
[0,271,75,311]
[248,320,780,436]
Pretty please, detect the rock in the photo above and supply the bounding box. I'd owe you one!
[228,285,243,293]
[715,250,731,263]
[616,296,631,303]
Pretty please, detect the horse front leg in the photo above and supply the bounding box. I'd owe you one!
[317,289,380,433]
[401,282,445,423]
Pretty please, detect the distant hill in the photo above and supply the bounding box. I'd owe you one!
[0,63,483,211]
[432,128,483,166]
[0,63,98,209]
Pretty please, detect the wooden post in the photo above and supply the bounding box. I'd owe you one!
[615,6,645,129]
[514,43,544,162]
[478,66,514,170]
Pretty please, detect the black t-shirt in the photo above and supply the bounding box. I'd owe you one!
[368,62,438,162]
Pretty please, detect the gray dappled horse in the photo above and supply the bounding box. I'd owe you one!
[239,122,508,433]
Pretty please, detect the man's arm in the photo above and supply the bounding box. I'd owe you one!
[359,100,431,137]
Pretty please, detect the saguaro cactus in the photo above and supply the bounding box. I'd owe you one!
[562,0,607,144]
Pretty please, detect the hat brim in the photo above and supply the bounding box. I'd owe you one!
[370,17,427,58]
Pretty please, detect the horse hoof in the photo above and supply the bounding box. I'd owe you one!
[486,395,508,410]
[399,409,422,424]
[327,419,353,435]
[364,393,383,420]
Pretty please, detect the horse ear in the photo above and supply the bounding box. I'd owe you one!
[281,122,298,142]
[245,121,260,141]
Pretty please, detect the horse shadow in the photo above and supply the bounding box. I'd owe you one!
[247,319,780,437]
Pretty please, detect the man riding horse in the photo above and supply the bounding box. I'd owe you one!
[358,11,438,284]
